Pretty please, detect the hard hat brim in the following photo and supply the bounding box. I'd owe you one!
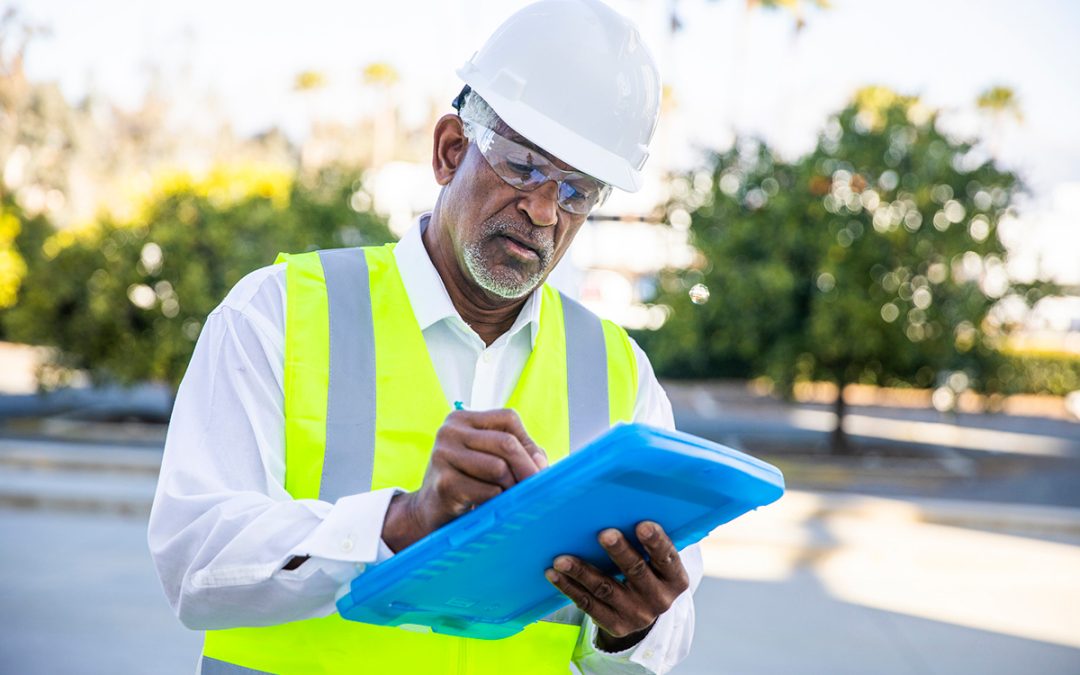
[463,79,645,194]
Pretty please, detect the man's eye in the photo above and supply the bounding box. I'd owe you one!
[561,183,589,202]
[506,161,535,177]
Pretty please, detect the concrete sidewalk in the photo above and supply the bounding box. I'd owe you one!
[4,435,1080,536]
[0,437,161,515]
[2,436,1079,673]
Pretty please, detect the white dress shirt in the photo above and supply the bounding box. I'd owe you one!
[148,217,703,675]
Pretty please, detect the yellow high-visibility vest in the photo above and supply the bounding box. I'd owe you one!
[200,244,637,674]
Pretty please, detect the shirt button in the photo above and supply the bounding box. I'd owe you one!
[643,650,655,659]
[481,352,492,363]
[341,538,354,552]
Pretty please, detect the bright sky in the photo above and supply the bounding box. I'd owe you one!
[17,0,1080,283]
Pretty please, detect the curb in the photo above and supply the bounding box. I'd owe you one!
[0,437,162,475]
[0,438,159,517]
[0,492,151,517]
[2,440,1080,538]
[802,489,1080,533]
[906,495,1080,535]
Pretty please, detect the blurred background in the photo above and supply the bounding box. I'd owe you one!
[1,0,1078,672]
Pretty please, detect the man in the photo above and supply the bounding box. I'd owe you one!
[149,1,703,673]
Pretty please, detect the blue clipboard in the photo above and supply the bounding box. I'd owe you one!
[336,423,784,639]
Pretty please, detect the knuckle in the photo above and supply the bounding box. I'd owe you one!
[626,559,650,579]
[625,600,653,621]
[651,591,674,612]
[433,474,455,499]
[593,580,615,601]
[435,425,461,446]
[495,462,513,484]
[635,609,656,627]
[574,595,592,612]
[674,571,690,594]
[498,434,519,455]
[653,547,678,568]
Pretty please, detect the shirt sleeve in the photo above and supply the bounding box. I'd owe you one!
[572,338,704,675]
[147,265,397,630]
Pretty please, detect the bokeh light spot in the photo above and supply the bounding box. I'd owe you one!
[689,283,710,305]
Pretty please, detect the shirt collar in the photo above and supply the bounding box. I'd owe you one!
[393,213,542,348]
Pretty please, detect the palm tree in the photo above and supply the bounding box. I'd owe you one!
[976,85,1023,158]
[362,62,400,168]
[293,70,327,93]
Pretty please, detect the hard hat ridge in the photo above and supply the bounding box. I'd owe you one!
[457,0,662,193]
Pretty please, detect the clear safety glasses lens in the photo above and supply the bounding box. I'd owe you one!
[468,123,610,215]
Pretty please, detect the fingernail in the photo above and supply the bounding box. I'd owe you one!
[545,569,560,583]
[600,529,619,546]
[640,522,657,540]
[554,557,573,572]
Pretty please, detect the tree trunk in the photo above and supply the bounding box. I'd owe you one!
[830,381,850,454]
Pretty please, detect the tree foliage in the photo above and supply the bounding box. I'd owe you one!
[640,87,1054,448]
[0,193,51,315]
[2,164,393,390]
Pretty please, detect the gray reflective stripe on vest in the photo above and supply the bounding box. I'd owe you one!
[318,248,376,502]
[200,656,272,674]
[313,261,604,629]
[537,295,606,627]
[560,293,609,453]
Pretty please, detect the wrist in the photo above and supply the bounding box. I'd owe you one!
[382,492,426,552]
[595,622,654,653]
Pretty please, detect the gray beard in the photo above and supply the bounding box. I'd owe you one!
[462,218,553,299]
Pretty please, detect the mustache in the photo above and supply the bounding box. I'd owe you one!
[480,217,554,261]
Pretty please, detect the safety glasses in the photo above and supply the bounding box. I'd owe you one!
[464,121,611,216]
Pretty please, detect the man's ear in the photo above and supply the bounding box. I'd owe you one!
[432,114,469,186]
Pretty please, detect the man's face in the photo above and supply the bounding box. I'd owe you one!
[445,120,590,300]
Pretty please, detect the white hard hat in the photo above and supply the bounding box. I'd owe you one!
[457,0,662,193]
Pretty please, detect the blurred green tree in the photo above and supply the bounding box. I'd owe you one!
[642,86,1053,451]
[0,193,52,316]
[2,164,393,393]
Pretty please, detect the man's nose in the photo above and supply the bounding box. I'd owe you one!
[517,180,559,227]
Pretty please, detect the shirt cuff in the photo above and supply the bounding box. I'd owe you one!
[573,590,693,675]
[287,487,402,565]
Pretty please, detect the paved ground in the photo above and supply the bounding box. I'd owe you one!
[1,473,1078,673]
[1,384,1079,673]
[682,492,1080,674]
[0,510,201,674]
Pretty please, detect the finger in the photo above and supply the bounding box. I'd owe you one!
[458,426,540,482]
[441,445,517,490]
[635,522,689,590]
[551,554,629,611]
[544,566,621,632]
[597,528,665,598]
[432,468,504,516]
[467,409,548,471]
